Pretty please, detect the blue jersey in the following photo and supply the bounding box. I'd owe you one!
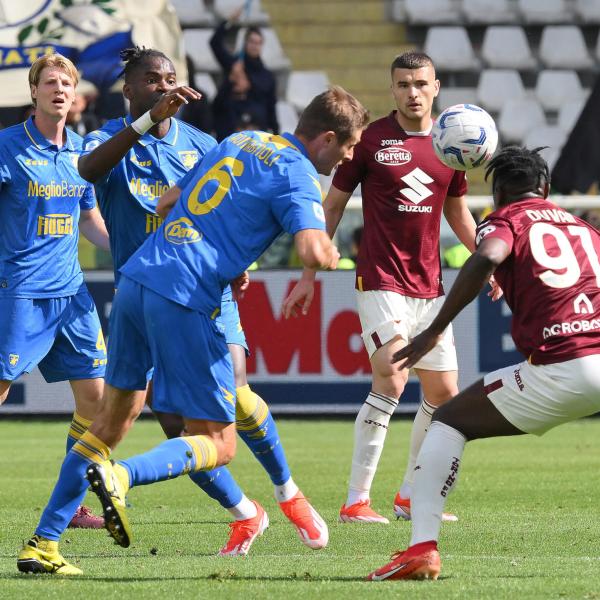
[0,117,96,299]
[122,131,326,315]
[82,116,217,283]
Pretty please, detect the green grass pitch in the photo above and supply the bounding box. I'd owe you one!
[1,417,600,599]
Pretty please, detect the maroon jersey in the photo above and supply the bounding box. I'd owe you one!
[477,198,600,364]
[333,112,467,299]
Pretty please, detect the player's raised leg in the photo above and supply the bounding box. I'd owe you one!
[151,399,267,557]
[368,378,523,581]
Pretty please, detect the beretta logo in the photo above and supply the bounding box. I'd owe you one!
[375,147,411,166]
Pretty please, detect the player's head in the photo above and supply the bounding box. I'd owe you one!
[390,51,439,130]
[244,27,264,59]
[295,86,369,175]
[120,46,177,117]
[485,146,550,208]
[28,53,78,120]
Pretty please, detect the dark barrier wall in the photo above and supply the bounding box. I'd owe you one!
[2,270,522,415]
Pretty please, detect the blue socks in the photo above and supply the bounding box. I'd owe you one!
[236,386,291,486]
[36,431,110,541]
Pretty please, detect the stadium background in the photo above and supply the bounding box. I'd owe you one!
[1,0,598,415]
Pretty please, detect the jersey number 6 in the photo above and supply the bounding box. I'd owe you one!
[187,157,244,215]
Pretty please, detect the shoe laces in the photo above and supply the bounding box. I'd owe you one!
[282,494,312,520]
[390,549,407,561]
[227,517,257,539]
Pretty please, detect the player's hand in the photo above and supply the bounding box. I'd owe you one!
[231,271,250,301]
[488,275,503,301]
[282,279,315,319]
[324,245,340,270]
[149,87,202,122]
[391,329,442,370]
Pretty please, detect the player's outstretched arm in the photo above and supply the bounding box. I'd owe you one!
[392,237,510,370]
[282,185,353,318]
[282,269,316,318]
[156,185,181,219]
[78,87,201,183]
[79,207,110,251]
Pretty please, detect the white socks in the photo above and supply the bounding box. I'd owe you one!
[228,495,257,520]
[274,477,299,503]
[346,392,398,507]
[399,399,436,499]
[410,421,466,546]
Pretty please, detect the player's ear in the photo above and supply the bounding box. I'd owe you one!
[123,83,132,102]
[542,179,550,198]
[30,84,37,102]
[434,79,440,97]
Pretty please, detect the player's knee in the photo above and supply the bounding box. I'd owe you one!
[215,437,237,466]
[90,389,145,445]
[425,387,456,407]
[373,373,407,399]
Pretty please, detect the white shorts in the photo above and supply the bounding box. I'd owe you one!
[356,290,457,371]
[484,354,600,436]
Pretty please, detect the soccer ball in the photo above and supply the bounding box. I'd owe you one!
[431,104,498,171]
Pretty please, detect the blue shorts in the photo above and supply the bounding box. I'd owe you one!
[0,291,106,383]
[105,277,236,423]
[217,296,248,353]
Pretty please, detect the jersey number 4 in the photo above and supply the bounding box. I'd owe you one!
[530,222,600,288]
[187,157,244,215]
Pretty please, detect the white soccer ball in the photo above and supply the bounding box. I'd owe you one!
[431,104,498,171]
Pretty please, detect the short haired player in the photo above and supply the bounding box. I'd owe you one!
[17,86,369,575]
[283,52,489,523]
[77,46,330,556]
[0,54,110,530]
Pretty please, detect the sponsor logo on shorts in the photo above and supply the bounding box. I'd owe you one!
[9,353,19,366]
[513,368,524,391]
[375,147,411,166]
[164,217,202,244]
[543,318,600,339]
